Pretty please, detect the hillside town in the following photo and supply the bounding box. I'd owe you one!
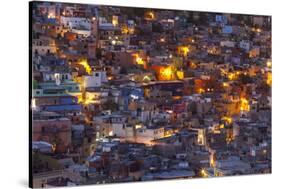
[31,2,271,187]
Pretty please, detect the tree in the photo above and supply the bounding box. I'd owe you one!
[239,74,252,84]
[102,100,118,111]
[96,48,102,59]
[120,66,128,74]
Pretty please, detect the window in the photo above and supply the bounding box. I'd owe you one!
[95,73,99,77]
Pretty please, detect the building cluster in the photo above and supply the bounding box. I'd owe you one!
[31,2,271,187]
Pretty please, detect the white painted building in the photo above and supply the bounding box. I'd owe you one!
[71,28,91,37]
[32,38,57,56]
[60,16,91,30]
[43,72,72,82]
[112,123,126,137]
[85,90,108,104]
[220,40,236,48]
[112,124,164,144]
[136,126,164,142]
[239,40,251,51]
[84,71,108,88]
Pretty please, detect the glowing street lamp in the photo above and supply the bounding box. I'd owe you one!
[47,13,55,19]
[178,46,190,57]
[221,116,233,124]
[240,98,250,112]
[266,72,272,86]
[160,38,165,42]
[111,40,116,45]
[198,88,205,94]
[266,61,272,68]
[201,169,208,177]
[147,11,155,20]
[160,66,173,80]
